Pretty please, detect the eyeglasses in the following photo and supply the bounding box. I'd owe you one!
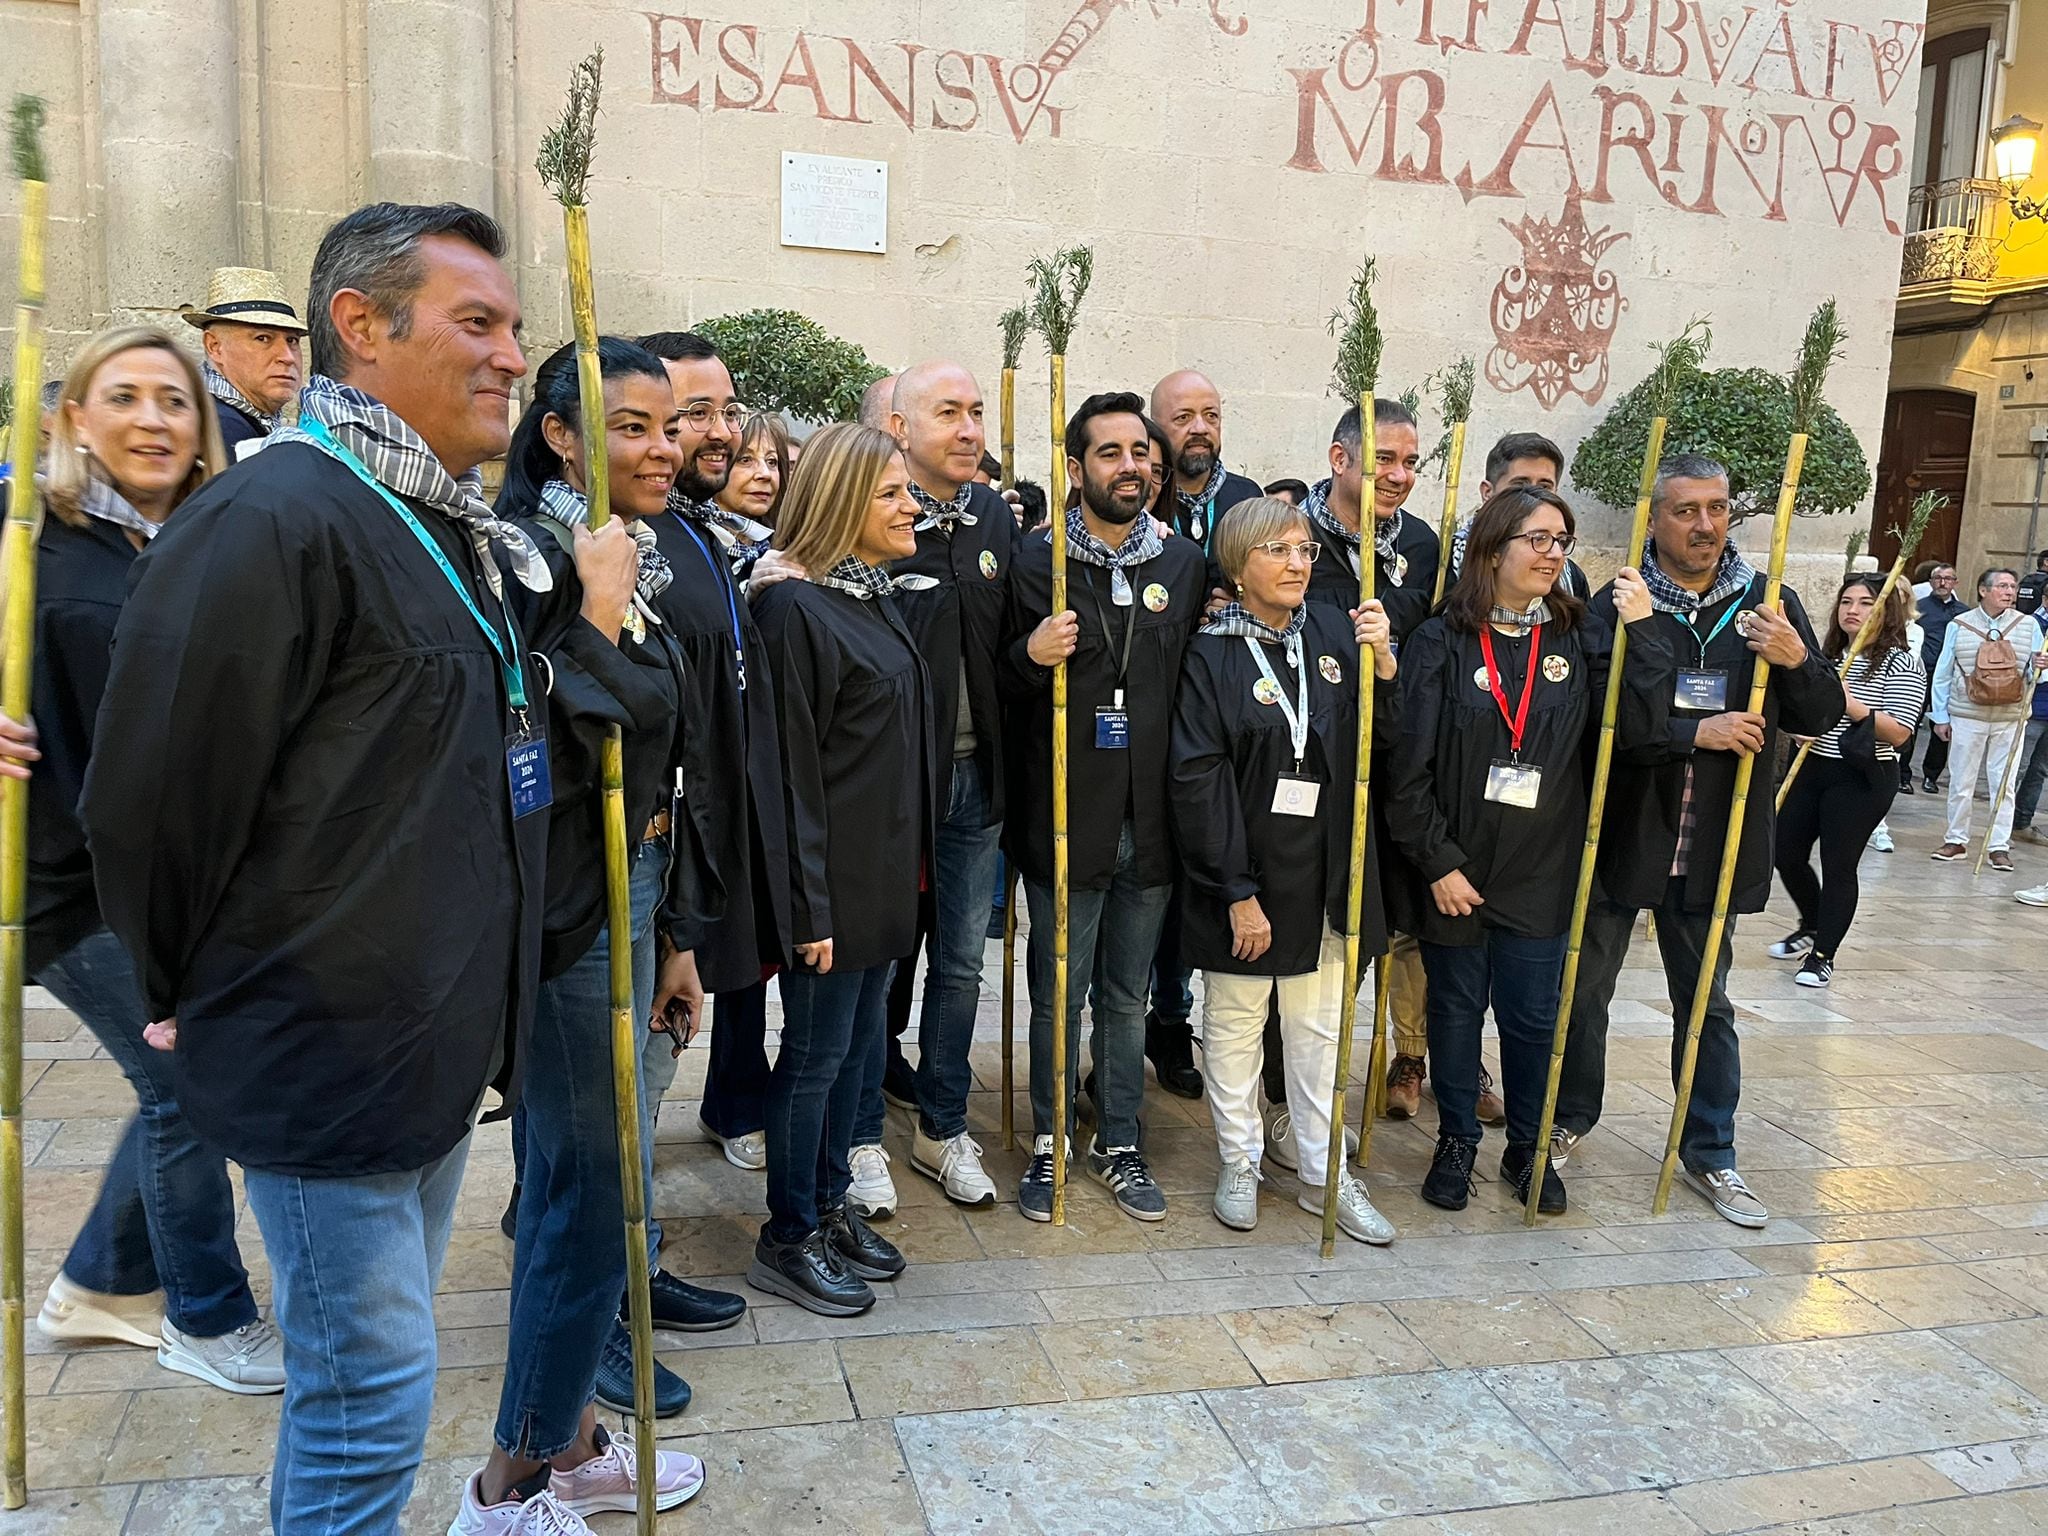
[681,402,748,432]
[1508,530,1577,556]
[1249,540,1321,563]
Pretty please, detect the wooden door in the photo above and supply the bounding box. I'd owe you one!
[1871,389,1971,570]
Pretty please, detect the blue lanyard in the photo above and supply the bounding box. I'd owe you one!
[1677,584,1747,668]
[295,417,528,713]
[671,511,747,692]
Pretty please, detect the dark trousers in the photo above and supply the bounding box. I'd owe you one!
[1775,754,1897,960]
[1909,707,1950,784]
[2015,719,2048,830]
[1558,878,1741,1173]
[767,962,891,1243]
[700,978,772,1141]
[1419,929,1567,1146]
[1147,883,1195,1027]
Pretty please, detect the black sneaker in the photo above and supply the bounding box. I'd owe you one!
[1499,1142,1567,1215]
[1898,774,1916,794]
[499,1183,519,1242]
[1923,775,1939,794]
[1084,1138,1168,1221]
[881,1053,918,1112]
[822,1202,906,1280]
[1422,1136,1479,1211]
[746,1229,875,1317]
[1766,929,1814,961]
[592,1317,691,1417]
[1144,1013,1204,1099]
[1795,953,1833,989]
[642,1268,746,1333]
[1018,1134,1055,1222]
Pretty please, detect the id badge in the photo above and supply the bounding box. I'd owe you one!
[1483,759,1542,809]
[1271,775,1321,817]
[1675,669,1728,711]
[1094,707,1131,750]
[507,729,553,819]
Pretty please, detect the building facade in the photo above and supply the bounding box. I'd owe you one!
[4,0,1932,582]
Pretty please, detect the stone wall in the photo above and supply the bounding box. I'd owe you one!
[3,0,1927,584]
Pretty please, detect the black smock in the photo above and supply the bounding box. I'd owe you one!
[23,510,140,976]
[1166,470,1264,550]
[891,481,1013,818]
[752,580,936,974]
[81,440,554,1178]
[1170,604,1398,977]
[210,395,267,458]
[1590,578,1843,915]
[508,516,699,981]
[649,509,791,993]
[1385,610,1674,947]
[998,531,1208,892]
[1306,505,1441,645]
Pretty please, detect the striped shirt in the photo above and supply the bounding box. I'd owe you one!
[1811,646,1925,761]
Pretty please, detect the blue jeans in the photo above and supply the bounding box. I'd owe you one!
[1420,928,1568,1147]
[496,843,661,1458]
[39,927,256,1337]
[1025,822,1173,1148]
[767,962,891,1243]
[1558,881,1743,1172]
[700,978,771,1141]
[245,1138,469,1536]
[859,755,999,1144]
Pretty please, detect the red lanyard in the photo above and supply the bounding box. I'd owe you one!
[1478,623,1542,759]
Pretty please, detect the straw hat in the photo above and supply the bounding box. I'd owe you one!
[179,267,308,333]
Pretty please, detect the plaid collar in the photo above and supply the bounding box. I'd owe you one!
[1064,504,1162,606]
[908,477,976,533]
[202,359,283,436]
[538,480,673,605]
[1642,541,1757,616]
[1201,600,1307,644]
[77,475,163,542]
[816,555,898,601]
[1174,461,1227,532]
[1305,479,1407,569]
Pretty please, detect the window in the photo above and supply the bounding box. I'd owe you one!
[1912,27,1992,186]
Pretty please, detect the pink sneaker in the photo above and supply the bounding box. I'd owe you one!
[446,1472,593,1535]
[550,1426,705,1516]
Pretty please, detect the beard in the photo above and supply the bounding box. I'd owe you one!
[675,450,731,504]
[1083,471,1147,526]
[1174,439,1217,482]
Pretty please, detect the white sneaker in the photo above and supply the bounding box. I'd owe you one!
[1262,1104,1358,1174]
[847,1143,898,1219]
[159,1317,286,1395]
[2016,882,2048,907]
[448,1473,594,1535]
[702,1119,766,1171]
[910,1128,997,1207]
[1298,1170,1396,1245]
[1213,1156,1259,1231]
[551,1425,705,1516]
[37,1273,162,1349]
[1681,1165,1769,1229]
[1868,824,1894,853]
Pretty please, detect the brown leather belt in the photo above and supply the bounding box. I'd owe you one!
[644,809,671,843]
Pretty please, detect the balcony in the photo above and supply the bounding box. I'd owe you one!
[1897,177,2004,329]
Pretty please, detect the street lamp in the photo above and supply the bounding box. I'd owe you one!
[1991,114,2044,222]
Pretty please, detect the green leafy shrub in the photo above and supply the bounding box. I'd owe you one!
[1571,364,1871,520]
[696,308,886,423]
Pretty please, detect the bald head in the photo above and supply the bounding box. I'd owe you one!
[891,360,986,495]
[858,372,899,429]
[1151,369,1225,493]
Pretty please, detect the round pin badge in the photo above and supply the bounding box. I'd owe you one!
[979,549,998,579]
[1319,655,1343,684]
[1391,553,1409,587]
[1733,608,1755,637]
[1474,665,1493,690]
[1253,677,1283,706]
[1143,582,1169,612]
[1542,655,1571,683]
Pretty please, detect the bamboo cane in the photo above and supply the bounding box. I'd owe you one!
[1001,868,1017,1151]
[1655,299,1840,1214]
[1352,948,1390,1168]
[1,94,48,1513]
[999,308,1027,490]
[1777,493,1933,819]
[1427,356,1474,608]
[539,54,657,1533]
[1028,249,1090,1224]
[1320,258,1384,1256]
[1974,619,2048,875]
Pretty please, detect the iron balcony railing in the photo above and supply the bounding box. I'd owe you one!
[1902,177,2005,285]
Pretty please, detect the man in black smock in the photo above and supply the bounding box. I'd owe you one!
[81,204,571,1533]
[1002,391,1208,1223]
[1554,453,1843,1230]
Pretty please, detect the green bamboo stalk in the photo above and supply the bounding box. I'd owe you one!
[1654,302,1841,1215]
[539,52,657,1535]
[1427,357,1475,607]
[1321,258,1382,1256]
[998,307,1028,489]
[1,93,48,1513]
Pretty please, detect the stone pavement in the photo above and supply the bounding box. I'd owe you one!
[10,788,2048,1535]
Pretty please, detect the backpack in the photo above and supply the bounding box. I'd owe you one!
[1957,618,2026,707]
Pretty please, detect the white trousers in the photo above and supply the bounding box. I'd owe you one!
[1945,716,2025,850]
[1200,928,1349,1191]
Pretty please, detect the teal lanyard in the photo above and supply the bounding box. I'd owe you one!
[1678,585,1747,668]
[295,417,529,715]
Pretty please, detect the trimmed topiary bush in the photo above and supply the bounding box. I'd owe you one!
[696,308,886,423]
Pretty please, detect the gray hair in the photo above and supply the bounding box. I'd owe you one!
[307,202,506,378]
[1651,451,1730,511]
[1332,398,1418,458]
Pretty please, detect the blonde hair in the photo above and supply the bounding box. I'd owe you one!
[774,421,901,574]
[44,326,224,529]
[1212,495,1311,586]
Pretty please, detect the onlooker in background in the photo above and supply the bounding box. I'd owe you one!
[178,266,307,457]
[717,410,791,530]
[2018,549,2048,615]
[2009,666,2048,847]
[1014,478,1049,532]
[1929,568,2044,869]
[1911,559,1939,603]
[1907,563,1966,794]
[857,372,899,429]
[1264,477,1310,507]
